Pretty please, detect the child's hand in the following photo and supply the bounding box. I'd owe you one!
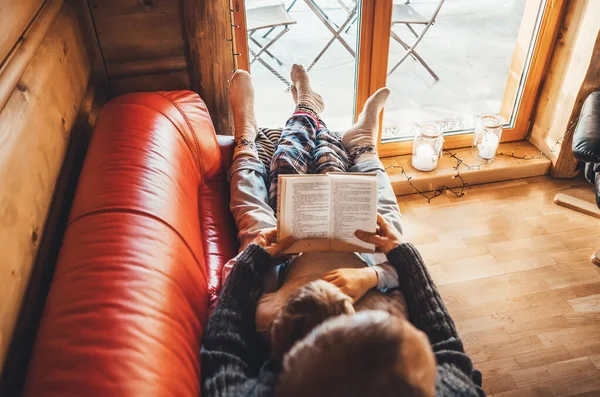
[355,213,405,254]
[322,267,378,303]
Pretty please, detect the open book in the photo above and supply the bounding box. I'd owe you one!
[277,173,378,253]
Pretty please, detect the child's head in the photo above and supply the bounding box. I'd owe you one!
[269,279,355,361]
[276,310,436,397]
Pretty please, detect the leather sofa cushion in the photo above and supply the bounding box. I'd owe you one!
[572,91,600,164]
[24,91,237,396]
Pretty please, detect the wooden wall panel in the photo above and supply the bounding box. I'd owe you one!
[528,0,600,178]
[0,4,90,371]
[110,70,190,96]
[85,0,191,95]
[79,0,238,131]
[0,0,45,64]
[183,0,235,135]
[88,0,185,64]
[66,0,110,94]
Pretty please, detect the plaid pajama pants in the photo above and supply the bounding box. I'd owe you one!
[222,111,404,288]
[268,112,349,210]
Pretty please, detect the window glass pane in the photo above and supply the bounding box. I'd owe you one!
[245,0,360,131]
[382,0,542,142]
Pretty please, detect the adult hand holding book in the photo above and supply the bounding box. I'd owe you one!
[355,213,406,254]
[277,173,379,254]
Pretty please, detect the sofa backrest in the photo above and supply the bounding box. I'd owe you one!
[24,91,237,396]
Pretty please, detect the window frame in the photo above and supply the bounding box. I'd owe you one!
[233,0,566,158]
[357,0,567,157]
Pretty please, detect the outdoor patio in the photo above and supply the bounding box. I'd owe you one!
[245,0,528,139]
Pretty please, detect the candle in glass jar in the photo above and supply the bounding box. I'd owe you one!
[478,132,500,160]
[412,144,438,171]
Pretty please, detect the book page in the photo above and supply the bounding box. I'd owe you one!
[279,175,331,253]
[329,175,378,252]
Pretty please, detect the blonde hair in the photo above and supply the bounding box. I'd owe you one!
[269,279,354,361]
[276,311,430,397]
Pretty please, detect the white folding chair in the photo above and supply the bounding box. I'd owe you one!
[388,0,445,80]
[246,4,297,87]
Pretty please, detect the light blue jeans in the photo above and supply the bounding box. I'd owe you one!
[224,154,404,290]
[221,109,403,289]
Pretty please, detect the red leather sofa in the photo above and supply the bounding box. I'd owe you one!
[24,91,237,396]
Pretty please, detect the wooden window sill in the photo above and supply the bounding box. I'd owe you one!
[381,140,551,196]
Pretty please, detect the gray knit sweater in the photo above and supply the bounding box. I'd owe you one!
[201,243,486,396]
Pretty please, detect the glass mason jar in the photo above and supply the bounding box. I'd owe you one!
[412,122,444,172]
[473,114,504,160]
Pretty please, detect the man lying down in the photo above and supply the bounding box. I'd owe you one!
[201,66,485,397]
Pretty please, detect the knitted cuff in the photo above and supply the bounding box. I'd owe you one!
[295,104,325,128]
[234,138,256,151]
[349,144,378,164]
[233,138,258,160]
[237,243,274,276]
[386,243,423,275]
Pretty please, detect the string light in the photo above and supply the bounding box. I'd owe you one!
[228,5,241,79]
[496,118,577,161]
[385,118,579,204]
[384,164,467,204]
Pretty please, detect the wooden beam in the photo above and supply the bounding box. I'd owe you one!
[0,0,63,111]
[110,70,190,96]
[67,0,111,96]
[0,80,99,397]
[182,0,235,135]
[0,0,45,65]
[0,5,90,372]
[356,0,392,120]
[231,0,250,72]
[528,0,600,178]
[106,56,188,79]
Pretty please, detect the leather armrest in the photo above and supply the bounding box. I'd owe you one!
[24,91,230,397]
[572,91,600,164]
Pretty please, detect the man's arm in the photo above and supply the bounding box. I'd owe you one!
[386,244,484,396]
[355,215,485,396]
[202,231,293,397]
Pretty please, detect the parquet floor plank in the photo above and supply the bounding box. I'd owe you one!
[399,176,600,396]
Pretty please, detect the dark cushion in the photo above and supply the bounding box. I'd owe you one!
[572,91,600,164]
[584,162,600,208]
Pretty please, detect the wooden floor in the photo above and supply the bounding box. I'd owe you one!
[398,176,600,397]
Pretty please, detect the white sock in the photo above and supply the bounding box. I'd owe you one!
[290,64,325,116]
[342,87,391,162]
[229,70,259,160]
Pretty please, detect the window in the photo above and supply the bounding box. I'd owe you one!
[234,0,565,157]
[236,0,361,132]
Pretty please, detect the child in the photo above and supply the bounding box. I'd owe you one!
[223,65,405,334]
[201,214,485,396]
[269,279,407,362]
